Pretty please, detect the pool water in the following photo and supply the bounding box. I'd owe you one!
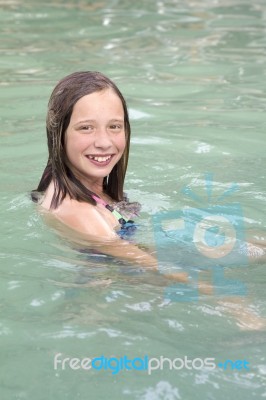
[1,0,266,399]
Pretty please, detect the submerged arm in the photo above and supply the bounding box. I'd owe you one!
[42,204,189,282]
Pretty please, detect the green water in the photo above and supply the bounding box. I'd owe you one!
[1,0,266,399]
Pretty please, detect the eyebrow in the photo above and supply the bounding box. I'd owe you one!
[74,118,124,127]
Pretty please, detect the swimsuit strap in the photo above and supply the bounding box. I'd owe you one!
[91,194,128,225]
[91,194,137,239]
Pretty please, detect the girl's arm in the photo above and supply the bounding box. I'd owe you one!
[41,202,189,283]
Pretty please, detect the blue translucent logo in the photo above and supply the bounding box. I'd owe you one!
[152,173,248,301]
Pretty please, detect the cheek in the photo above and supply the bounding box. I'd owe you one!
[65,134,82,166]
[65,132,88,156]
[117,133,126,152]
[65,137,75,162]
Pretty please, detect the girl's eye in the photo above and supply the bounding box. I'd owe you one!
[80,125,94,131]
[109,124,122,131]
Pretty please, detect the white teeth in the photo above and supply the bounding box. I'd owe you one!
[88,155,111,162]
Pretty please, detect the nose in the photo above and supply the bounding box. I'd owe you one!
[94,126,112,149]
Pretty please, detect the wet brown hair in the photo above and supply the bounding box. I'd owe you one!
[31,71,131,209]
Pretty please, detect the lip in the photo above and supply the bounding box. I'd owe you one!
[85,154,115,167]
[86,154,114,157]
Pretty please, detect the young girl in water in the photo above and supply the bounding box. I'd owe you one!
[32,71,265,329]
[32,70,266,266]
[31,71,161,270]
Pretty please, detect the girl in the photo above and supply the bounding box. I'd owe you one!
[32,71,265,329]
[31,71,164,271]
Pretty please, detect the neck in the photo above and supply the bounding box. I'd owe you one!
[82,178,113,203]
[75,172,105,195]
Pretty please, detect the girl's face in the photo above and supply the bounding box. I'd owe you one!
[65,89,126,187]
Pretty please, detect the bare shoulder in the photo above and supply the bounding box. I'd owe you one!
[40,182,117,240]
[40,181,55,210]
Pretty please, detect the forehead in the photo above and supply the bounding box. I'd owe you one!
[71,89,124,120]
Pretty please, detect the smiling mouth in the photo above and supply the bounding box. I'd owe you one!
[85,154,114,165]
[87,155,112,162]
